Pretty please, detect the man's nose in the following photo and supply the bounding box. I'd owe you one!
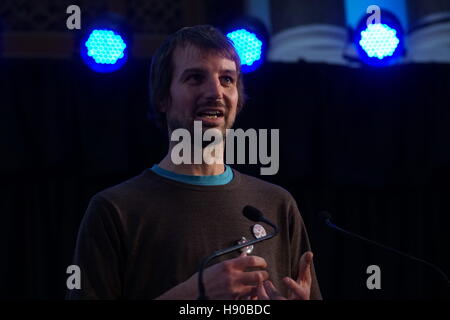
[202,78,223,100]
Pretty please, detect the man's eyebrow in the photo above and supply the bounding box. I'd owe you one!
[221,69,237,76]
[179,68,237,78]
[180,68,205,78]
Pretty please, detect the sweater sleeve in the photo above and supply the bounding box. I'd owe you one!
[66,195,126,299]
[288,197,323,300]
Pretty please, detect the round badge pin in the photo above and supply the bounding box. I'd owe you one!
[252,224,267,239]
[238,236,254,254]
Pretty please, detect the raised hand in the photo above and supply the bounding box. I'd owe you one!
[257,251,313,300]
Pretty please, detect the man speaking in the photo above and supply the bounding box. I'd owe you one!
[67,25,321,300]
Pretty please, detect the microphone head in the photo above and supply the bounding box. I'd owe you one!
[243,205,263,222]
[318,211,332,224]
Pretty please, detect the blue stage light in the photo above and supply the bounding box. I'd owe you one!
[359,24,399,59]
[80,13,131,73]
[81,28,128,73]
[354,10,404,67]
[224,17,269,73]
[85,29,127,65]
[227,29,263,69]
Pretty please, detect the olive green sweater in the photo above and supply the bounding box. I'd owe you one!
[67,168,322,299]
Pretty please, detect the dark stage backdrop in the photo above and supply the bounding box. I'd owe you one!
[1,58,450,299]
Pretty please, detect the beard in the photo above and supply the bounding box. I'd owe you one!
[166,115,236,156]
[166,104,235,139]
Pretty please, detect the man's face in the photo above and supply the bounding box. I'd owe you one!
[161,44,239,136]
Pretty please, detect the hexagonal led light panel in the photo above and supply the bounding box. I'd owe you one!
[227,29,263,72]
[359,24,400,60]
[82,28,128,72]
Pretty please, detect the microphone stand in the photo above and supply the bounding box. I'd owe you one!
[323,214,450,293]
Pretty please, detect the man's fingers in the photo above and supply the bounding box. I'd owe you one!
[234,255,268,270]
[235,285,258,300]
[240,270,269,286]
[298,251,313,283]
[283,277,309,300]
[256,282,270,300]
[263,281,286,300]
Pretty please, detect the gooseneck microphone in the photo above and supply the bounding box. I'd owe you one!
[197,205,279,300]
[319,211,450,292]
[243,205,278,231]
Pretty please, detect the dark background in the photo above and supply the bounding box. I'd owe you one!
[1,0,450,300]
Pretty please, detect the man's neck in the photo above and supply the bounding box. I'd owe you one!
[158,154,225,176]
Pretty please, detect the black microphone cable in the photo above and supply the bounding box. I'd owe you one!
[197,206,279,300]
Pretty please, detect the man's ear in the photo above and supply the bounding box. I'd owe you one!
[159,97,171,113]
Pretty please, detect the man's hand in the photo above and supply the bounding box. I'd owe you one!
[156,253,269,300]
[201,253,269,299]
[256,251,313,300]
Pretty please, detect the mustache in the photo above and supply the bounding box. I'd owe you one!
[196,100,226,109]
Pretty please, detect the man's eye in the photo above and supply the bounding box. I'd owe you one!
[221,76,235,85]
[186,74,203,83]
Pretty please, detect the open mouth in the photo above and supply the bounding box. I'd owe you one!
[195,109,224,120]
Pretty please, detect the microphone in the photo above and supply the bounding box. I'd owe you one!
[243,205,263,221]
[243,205,278,231]
[197,206,279,300]
[319,211,450,292]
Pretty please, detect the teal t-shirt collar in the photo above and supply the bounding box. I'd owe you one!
[150,164,233,186]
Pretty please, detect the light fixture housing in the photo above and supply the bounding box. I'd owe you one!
[354,9,404,67]
[223,17,269,73]
[80,14,131,73]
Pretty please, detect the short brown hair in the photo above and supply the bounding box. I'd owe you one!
[148,25,245,131]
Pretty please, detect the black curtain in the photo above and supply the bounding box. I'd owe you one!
[1,58,450,299]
